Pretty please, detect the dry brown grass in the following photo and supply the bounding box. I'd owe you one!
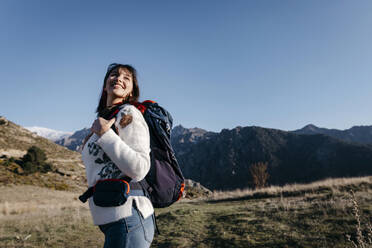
[0,176,371,247]
[0,185,101,248]
[0,185,87,217]
[209,176,372,201]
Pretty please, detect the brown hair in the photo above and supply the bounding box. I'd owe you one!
[95,64,140,116]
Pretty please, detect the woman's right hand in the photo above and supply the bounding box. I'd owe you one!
[91,117,116,137]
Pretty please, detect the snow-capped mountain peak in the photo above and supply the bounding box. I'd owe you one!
[25,126,73,142]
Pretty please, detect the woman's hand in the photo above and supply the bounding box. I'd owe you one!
[91,117,116,137]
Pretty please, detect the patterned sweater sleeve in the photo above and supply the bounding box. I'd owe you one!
[95,105,151,181]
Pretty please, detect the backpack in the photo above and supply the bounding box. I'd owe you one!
[131,100,185,208]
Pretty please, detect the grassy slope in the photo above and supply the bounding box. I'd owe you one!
[0,177,371,248]
[0,120,86,191]
[153,177,372,248]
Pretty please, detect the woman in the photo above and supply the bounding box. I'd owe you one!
[81,63,155,248]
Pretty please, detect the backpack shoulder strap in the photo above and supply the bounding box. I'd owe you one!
[130,100,156,114]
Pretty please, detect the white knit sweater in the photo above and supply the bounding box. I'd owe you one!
[81,104,154,225]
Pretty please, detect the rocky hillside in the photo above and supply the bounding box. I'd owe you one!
[293,124,372,144]
[173,125,372,190]
[0,116,86,191]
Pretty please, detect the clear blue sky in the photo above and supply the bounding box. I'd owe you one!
[1,0,372,133]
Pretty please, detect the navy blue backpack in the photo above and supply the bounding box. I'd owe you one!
[132,100,185,208]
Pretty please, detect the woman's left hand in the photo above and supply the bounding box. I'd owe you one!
[91,117,116,137]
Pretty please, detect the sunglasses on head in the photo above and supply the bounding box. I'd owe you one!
[107,63,119,73]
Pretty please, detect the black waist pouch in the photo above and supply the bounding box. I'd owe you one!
[93,179,130,207]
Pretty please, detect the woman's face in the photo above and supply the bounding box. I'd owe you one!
[104,67,133,102]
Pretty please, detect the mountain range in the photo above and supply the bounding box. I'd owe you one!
[3,116,372,191]
[171,125,372,190]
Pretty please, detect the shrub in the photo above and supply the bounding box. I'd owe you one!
[345,190,372,247]
[20,146,54,174]
[22,161,37,174]
[249,162,269,189]
[22,146,47,164]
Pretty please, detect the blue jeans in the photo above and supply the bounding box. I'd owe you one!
[98,205,155,248]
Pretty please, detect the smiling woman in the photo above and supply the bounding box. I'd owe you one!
[81,63,155,248]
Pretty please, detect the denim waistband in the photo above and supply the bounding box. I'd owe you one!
[128,189,145,197]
